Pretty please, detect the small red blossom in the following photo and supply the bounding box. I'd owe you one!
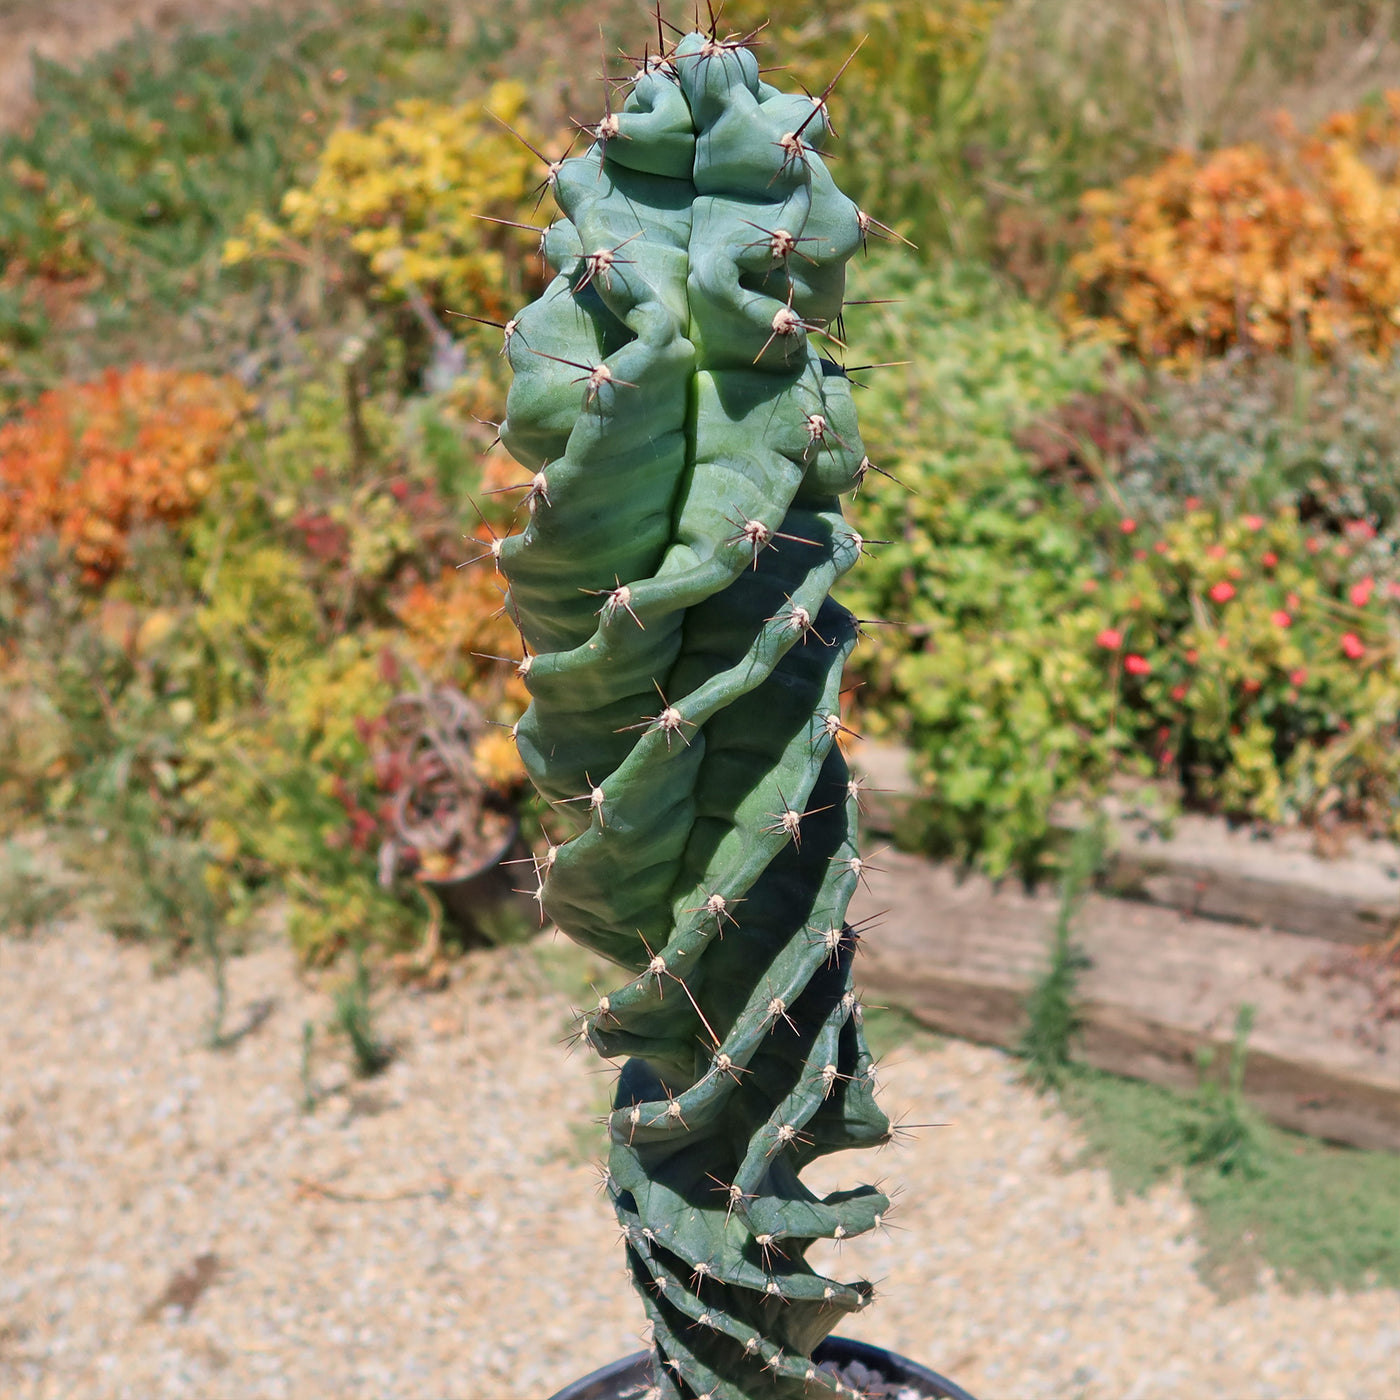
[1083,578,1099,593]
[1206,543,1228,560]
[1344,520,1376,541]
[1306,537,1322,554]
[1271,610,1291,628]
[1261,551,1278,568]
[1209,580,1235,604]
[1350,577,1375,608]
[1185,649,1199,664]
[1185,496,1201,510]
[1290,668,1307,686]
[1133,548,1147,560]
[1243,677,1261,694]
[1154,540,1168,554]
[1124,653,1151,675]
[1242,514,1264,531]
[1096,628,1123,650]
[1120,517,1136,534]
[1286,592,1301,611]
[1171,683,1188,701]
[1341,632,1366,660]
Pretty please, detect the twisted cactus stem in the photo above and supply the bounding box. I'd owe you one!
[491,21,903,1399]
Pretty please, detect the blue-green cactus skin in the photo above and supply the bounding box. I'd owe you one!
[495,30,894,1400]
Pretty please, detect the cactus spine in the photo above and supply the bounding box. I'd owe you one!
[494,22,897,1399]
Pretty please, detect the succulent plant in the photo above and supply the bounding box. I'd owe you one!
[486,19,905,1398]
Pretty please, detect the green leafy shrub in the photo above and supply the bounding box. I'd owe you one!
[842,254,1400,873]
[842,254,1122,874]
[1082,503,1400,832]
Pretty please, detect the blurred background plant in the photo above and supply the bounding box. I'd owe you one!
[2,0,1399,955]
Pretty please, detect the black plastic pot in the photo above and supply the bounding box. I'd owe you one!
[418,817,533,943]
[548,1335,979,1400]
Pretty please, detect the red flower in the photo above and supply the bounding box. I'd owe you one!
[1154,540,1169,554]
[1242,514,1264,531]
[1124,654,1151,675]
[1171,683,1188,701]
[1209,580,1235,603]
[1261,551,1278,568]
[1206,543,1228,560]
[1286,592,1301,611]
[1185,649,1198,664]
[1120,517,1136,534]
[1096,627,1123,650]
[1134,548,1148,560]
[1350,577,1375,607]
[1185,496,1201,509]
[1306,537,1322,554]
[1271,610,1291,628]
[1243,677,1261,694]
[1344,519,1376,540]
[1290,668,1307,686]
[1341,632,1366,660]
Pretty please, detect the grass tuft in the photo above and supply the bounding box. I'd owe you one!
[331,934,392,1078]
[1018,813,1104,1090]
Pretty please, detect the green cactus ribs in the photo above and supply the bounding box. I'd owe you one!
[488,18,906,1400]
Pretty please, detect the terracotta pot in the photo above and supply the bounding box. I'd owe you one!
[547,1335,980,1400]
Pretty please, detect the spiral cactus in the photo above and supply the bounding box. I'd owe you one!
[489,21,904,1399]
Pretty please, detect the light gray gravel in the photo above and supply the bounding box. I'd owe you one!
[2,915,1397,1400]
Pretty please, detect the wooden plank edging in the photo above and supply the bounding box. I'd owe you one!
[850,847,1400,1154]
[851,741,1400,947]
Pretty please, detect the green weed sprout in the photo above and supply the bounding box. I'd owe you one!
[486,20,906,1398]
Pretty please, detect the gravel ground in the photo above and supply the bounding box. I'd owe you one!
[2,916,1397,1400]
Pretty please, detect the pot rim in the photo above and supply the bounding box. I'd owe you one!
[546,1333,980,1400]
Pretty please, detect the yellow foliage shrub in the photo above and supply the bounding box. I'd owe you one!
[0,366,246,584]
[1069,94,1400,363]
[224,81,552,320]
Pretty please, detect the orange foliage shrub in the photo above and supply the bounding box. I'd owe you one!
[393,557,530,790]
[1069,94,1400,363]
[0,366,246,584]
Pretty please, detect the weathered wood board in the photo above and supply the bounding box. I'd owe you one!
[850,847,1400,1154]
[852,741,1400,947]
